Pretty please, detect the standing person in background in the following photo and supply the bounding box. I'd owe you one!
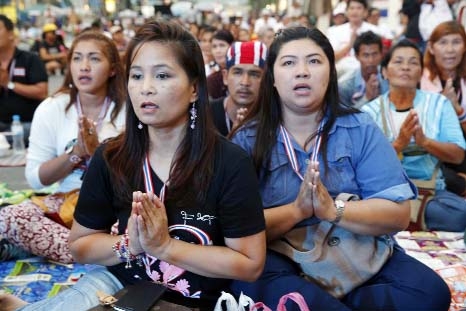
[366,7,395,40]
[0,19,266,311]
[206,29,234,100]
[256,27,275,49]
[0,15,48,147]
[110,25,128,61]
[338,31,388,108]
[198,25,217,77]
[39,23,68,76]
[418,0,454,46]
[230,26,450,311]
[0,30,126,264]
[326,0,383,77]
[254,8,278,36]
[399,0,424,52]
[421,20,466,197]
[211,41,267,136]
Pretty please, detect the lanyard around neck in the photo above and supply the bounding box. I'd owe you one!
[279,120,324,181]
[75,95,110,133]
[142,155,166,201]
[8,59,15,83]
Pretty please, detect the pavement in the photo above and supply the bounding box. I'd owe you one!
[0,74,65,191]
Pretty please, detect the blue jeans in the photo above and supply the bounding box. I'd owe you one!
[231,248,451,311]
[17,266,123,311]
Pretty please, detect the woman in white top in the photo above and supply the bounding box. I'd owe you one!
[0,30,126,263]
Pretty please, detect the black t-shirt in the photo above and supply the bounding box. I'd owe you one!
[210,97,231,136]
[74,137,265,309]
[39,39,65,63]
[0,48,48,122]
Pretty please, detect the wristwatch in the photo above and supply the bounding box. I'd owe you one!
[7,81,15,90]
[65,139,82,165]
[332,199,345,224]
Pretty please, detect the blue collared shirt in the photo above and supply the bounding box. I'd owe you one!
[338,67,389,108]
[231,112,416,226]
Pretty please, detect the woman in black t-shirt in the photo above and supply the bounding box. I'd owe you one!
[0,20,266,311]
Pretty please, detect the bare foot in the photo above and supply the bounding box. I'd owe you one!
[0,294,28,311]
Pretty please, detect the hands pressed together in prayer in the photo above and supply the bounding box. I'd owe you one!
[128,191,172,257]
[77,116,99,160]
[294,161,336,222]
[394,109,429,153]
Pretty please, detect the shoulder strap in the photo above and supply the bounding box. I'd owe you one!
[379,96,389,137]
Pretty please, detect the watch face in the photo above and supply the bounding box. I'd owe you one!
[65,138,77,154]
[69,154,82,164]
[8,82,15,90]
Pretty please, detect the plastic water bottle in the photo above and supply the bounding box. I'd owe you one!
[11,115,25,154]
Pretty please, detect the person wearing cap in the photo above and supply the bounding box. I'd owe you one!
[0,15,48,146]
[332,2,348,26]
[38,23,68,75]
[210,41,267,136]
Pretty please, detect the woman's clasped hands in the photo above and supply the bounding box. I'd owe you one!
[294,161,336,222]
[78,116,99,158]
[127,191,172,258]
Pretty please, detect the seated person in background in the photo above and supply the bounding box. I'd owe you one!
[0,15,48,147]
[206,29,234,100]
[420,20,466,197]
[39,23,68,75]
[211,41,267,136]
[0,30,126,264]
[0,19,266,311]
[364,39,466,232]
[338,30,388,108]
[230,26,450,311]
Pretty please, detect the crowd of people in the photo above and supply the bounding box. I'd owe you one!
[0,0,465,310]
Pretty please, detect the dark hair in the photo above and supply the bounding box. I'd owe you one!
[381,38,423,70]
[212,29,234,45]
[424,20,466,81]
[105,19,217,207]
[0,14,14,32]
[348,0,368,9]
[354,31,383,54]
[55,31,126,124]
[230,26,357,177]
[368,7,380,16]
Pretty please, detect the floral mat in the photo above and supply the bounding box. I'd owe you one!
[394,231,466,311]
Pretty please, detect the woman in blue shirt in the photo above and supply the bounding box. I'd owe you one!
[230,26,451,311]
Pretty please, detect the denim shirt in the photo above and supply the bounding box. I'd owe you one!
[231,112,416,227]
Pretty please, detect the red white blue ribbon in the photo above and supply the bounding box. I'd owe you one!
[279,120,324,181]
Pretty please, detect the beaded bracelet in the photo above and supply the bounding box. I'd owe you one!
[112,233,138,269]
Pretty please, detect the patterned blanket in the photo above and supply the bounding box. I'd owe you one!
[0,231,464,310]
[394,231,466,311]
